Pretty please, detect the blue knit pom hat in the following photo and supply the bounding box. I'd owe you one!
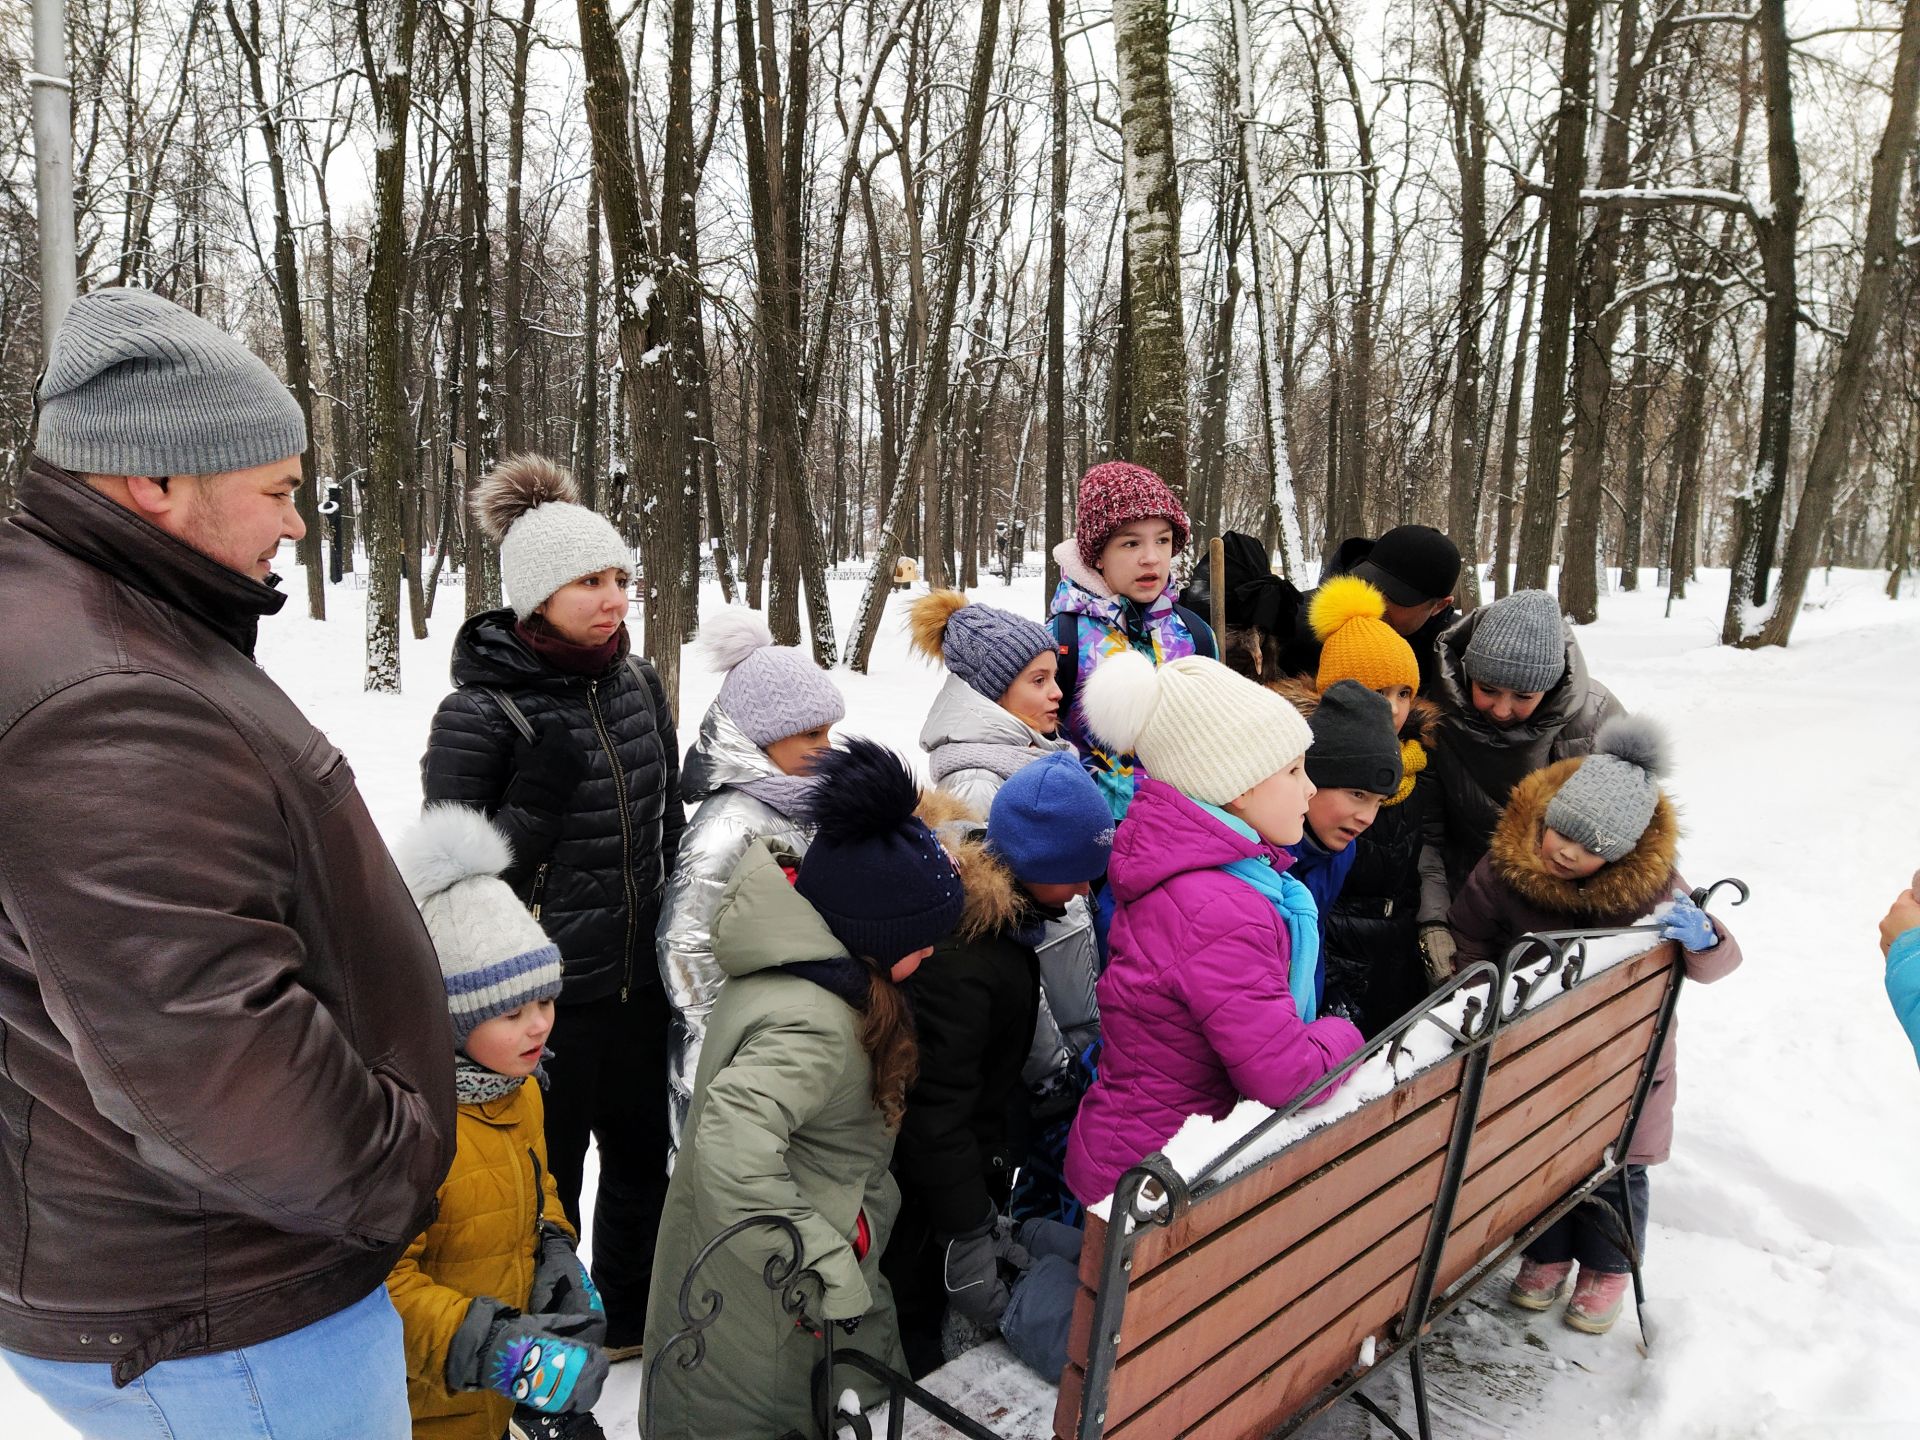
[795,738,967,962]
[908,591,1055,703]
[987,753,1114,885]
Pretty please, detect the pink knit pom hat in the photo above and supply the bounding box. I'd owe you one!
[1074,461,1191,570]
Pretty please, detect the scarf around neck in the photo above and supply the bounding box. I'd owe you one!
[736,771,819,817]
[514,616,629,676]
[454,1051,549,1105]
[1194,800,1324,1022]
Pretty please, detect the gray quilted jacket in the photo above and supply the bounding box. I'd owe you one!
[656,704,813,1159]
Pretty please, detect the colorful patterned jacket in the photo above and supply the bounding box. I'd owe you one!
[1047,538,1214,819]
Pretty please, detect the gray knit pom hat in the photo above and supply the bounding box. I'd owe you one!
[1462,589,1567,694]
[35,287,308,476]
[472,455,631,620]
[1543,716,1669,862]
[702,606,846,746]
[908,591,1055,702]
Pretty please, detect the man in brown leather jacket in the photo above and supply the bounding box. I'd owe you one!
[0,288,454,1438]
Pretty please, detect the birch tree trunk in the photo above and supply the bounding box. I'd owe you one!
[1112,0,1189,497]
[1044,0,1068,596]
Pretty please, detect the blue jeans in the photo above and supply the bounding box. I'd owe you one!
[2,1287,410,1440]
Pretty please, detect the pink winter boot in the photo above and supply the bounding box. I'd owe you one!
[1564,1268,1631,1334]
[1507,1258,1572,1311]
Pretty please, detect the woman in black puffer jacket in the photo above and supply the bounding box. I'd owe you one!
[422,455,683,1356]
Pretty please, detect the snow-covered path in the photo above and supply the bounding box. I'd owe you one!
[5,565,1918,1437]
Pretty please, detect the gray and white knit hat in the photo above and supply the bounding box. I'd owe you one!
[702,606,846,747]
[907,591,1056,702]
[472,455,632,620]
[1082,651,1313,807]
[35,287,308,476]
[1543,716,1669,862]
[395,805,564,1042]
[1462,589,1567,694]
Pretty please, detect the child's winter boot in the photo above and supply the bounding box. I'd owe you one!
[1563,1268,1631,1334]
[1506,1258,1572,1311]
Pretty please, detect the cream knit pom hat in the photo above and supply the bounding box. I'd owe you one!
[471,455,632,620]
[1081,652,1313,805]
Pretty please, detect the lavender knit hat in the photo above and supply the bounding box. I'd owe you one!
[701,607,846,747]
[907,591,1055,702]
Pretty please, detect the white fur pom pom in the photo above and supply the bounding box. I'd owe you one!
[699,606,776,673]
[1081,649,1163,754]
[1594,714,1669,779]
[394,804,515,904]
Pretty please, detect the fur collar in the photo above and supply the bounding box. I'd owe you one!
[916,787,1027,941]
[1489,757,1679,920]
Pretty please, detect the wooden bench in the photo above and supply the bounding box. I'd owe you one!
[1045,898,1747,1440]
[648,884,1745,1440]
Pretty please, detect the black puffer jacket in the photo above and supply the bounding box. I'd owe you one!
[422,609,685,1003]
[1322,699,1447,1039]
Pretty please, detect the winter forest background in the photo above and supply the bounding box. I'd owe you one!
[3,0,1919,710]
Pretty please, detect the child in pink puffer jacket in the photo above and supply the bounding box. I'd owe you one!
[1063,653,1366,1207]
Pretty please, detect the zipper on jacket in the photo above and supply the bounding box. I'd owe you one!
[528,1147,546,1245]
[587,678,641,1000]
[530,862,551,921]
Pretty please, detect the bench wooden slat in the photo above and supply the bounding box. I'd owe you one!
[1050,942,1679,1440]
[1104,1052,1468,1284]
[1112,1089,1459,1350]
[1099,1167,1438,1430]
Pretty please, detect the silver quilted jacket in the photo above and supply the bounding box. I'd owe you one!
[918,672,1074,813]
[656,704,814,1159]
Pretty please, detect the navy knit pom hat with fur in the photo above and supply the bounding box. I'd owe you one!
[795,738,966,962]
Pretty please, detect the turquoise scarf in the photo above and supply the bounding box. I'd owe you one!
[1195,800,1324,1022]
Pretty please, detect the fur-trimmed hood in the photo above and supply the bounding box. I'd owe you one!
[1269,676,1439,807]
[1489,756,1679,919]
[914,787,1027,943]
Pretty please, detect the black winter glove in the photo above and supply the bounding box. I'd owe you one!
[509,1410,609,1440]
[527,1222,605,1332]
[505,722,588,823]
[447,1298,608,1416]
[942,1208,1030,1326]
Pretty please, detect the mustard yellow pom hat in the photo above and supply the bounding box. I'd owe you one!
[1310,575,1419,694]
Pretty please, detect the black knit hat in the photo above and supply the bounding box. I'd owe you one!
[1350,525,1461,607]
[1304,681,1404,796]
[795,738,966,964]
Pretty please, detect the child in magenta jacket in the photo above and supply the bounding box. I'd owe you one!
[1063,653,1366,1206]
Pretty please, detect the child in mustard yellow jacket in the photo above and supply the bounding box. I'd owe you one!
[391,805,609,1440]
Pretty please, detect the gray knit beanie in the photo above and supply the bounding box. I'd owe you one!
[1302,680,1404,796]
[35,287,308,476]
[701,607,846,747]
[1462,589,1567,694]
[908,591,1055,702]
[472,455,632,620]
[1543,716,1668,862]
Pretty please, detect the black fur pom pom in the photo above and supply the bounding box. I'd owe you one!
[801,736,921,843]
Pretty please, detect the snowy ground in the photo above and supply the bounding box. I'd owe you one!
[5,562,1920,1437]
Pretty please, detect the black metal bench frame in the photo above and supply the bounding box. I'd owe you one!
[645,878,1747,1440]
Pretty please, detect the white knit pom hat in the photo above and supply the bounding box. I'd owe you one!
[394,805,564,1041]
[471,454,632,620]
[1081,652,1314,805]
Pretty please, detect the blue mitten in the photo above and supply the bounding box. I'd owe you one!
[1658,893,1718,952]
[447,1300,608,1415]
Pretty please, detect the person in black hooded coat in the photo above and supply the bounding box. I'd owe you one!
[421,455,684,1356]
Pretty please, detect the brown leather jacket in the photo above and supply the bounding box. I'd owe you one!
[0,460,456,1382]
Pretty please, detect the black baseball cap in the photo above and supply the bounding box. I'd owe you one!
[1350,525,1461,607]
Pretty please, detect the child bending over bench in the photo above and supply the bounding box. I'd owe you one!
[1446,716,1742,1333]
